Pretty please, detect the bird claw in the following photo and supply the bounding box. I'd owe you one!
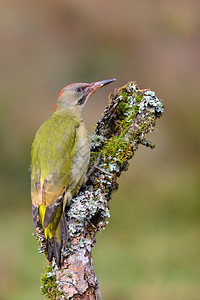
[86,153,101,179]
[86,153,113,181]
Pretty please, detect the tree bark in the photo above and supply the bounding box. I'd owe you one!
[37,82,164,299]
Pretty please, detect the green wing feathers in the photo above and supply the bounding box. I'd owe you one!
[31,113,79,206]
[31,112,79,266]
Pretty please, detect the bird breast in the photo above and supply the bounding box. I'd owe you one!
[70,121,90,194]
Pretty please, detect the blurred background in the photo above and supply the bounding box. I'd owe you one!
[0,0,199,299]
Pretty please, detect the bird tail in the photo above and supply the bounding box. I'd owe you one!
[46,214,68,267]
[38,203,68,268]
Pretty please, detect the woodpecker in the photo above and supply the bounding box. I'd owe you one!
[31,79,115,267]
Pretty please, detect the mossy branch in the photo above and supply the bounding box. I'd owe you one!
[37,82,164,299]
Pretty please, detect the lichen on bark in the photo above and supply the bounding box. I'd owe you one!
[36,82,164,299]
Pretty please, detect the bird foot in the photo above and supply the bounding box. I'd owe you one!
[86,153,101,179]
[86,153,113,182]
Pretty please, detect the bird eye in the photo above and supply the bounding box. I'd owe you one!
[75,88,82,93]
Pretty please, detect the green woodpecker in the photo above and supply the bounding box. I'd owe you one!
[31,79,115,267]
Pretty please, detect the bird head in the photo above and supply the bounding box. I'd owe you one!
[55,79,116,112]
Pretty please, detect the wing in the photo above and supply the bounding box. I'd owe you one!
[31,113,79,227]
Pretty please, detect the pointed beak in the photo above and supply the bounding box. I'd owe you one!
[82,78,116,102]
[88,78,116,94]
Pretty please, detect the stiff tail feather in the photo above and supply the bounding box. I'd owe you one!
[37,203,68,268]
[46,215,68,267]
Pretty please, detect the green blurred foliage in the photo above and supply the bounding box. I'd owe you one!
[0,0,199,299]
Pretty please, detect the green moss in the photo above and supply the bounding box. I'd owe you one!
[116,91,142,133]
[90,151,99,162]
[101,135,133,166]
[40,262,63,299]
[99,86,146,166]
[97,84,157,172]
[118,100,129,116]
